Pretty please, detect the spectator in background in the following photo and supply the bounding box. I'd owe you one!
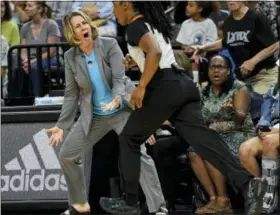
[72,1,117,37]
[20,0,60,96]
[189,55,255,214]
[239,82,280,214]
[209,1,229,26]
[176,1,217,57]
[1,35,9,100]
[194,1,279,94]
[0,1,20,47]
[10,1,29,24]
[176,1,218,84]
[46,1,74,20]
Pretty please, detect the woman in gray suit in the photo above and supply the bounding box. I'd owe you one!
[45,11,167,215]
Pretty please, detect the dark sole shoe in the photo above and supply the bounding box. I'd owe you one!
[245,177,268,215]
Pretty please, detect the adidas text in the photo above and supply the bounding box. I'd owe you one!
[1,170,67,192]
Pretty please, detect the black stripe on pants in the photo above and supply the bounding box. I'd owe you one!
[119,68,252,204]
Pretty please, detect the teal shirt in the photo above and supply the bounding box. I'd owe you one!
[84,50,118,115]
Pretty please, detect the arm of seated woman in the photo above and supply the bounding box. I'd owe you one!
[232,86,250,126]
[213,86,250,132]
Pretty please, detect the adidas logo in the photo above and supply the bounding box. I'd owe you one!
[1,130,67,192]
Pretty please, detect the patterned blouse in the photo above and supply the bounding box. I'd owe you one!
[201,80,255,156]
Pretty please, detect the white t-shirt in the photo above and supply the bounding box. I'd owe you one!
[176,18,218,46]
[126,17,176,73]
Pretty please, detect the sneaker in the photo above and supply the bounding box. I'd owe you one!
[156,206,168,215]
[244,177,268,215]
[99,197,140,215]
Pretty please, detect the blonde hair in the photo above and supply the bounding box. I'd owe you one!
[63,10,99,47]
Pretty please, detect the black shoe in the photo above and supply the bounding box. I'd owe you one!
[60,206,91,215]
[99,197,140,215]
[244,177,268,215]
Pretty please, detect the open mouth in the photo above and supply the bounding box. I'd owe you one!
[213,75,220,80]
[83,32,89,39]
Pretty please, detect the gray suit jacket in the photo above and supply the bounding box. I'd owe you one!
[56,36,135,135]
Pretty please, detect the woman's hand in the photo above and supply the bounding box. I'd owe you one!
[192,45,205,57]
[130,86,146,110]
[123,54,137,69]
[22,58,36,74]
[45,126,64,147]
[221,97,234,112]
[145,135,157,145]
[257,127,279,139]
[240,59,256,77]
[209,122,224,132]
[22,59,28,72]
[100,96,121,112]
[183,46,195,56]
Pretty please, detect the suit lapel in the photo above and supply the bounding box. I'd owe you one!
[75,47,91,80]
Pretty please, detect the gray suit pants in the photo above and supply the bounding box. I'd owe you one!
[59,109,165,213]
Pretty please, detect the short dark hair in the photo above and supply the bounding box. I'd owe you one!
[195,1,213,18]
[2,1,12,21]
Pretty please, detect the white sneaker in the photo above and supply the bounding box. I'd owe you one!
[156,206,168,215]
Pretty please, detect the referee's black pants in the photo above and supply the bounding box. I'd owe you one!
[119,67,252,204]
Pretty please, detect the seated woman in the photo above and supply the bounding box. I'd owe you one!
[189,55,255,213]
[20,0,60,96]
[239,83,280,214]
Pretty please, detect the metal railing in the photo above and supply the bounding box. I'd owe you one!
[7,43,70,98]
[5,39,183,101]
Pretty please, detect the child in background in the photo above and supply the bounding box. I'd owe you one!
[176,1,218,56]
[176,1,218,85]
